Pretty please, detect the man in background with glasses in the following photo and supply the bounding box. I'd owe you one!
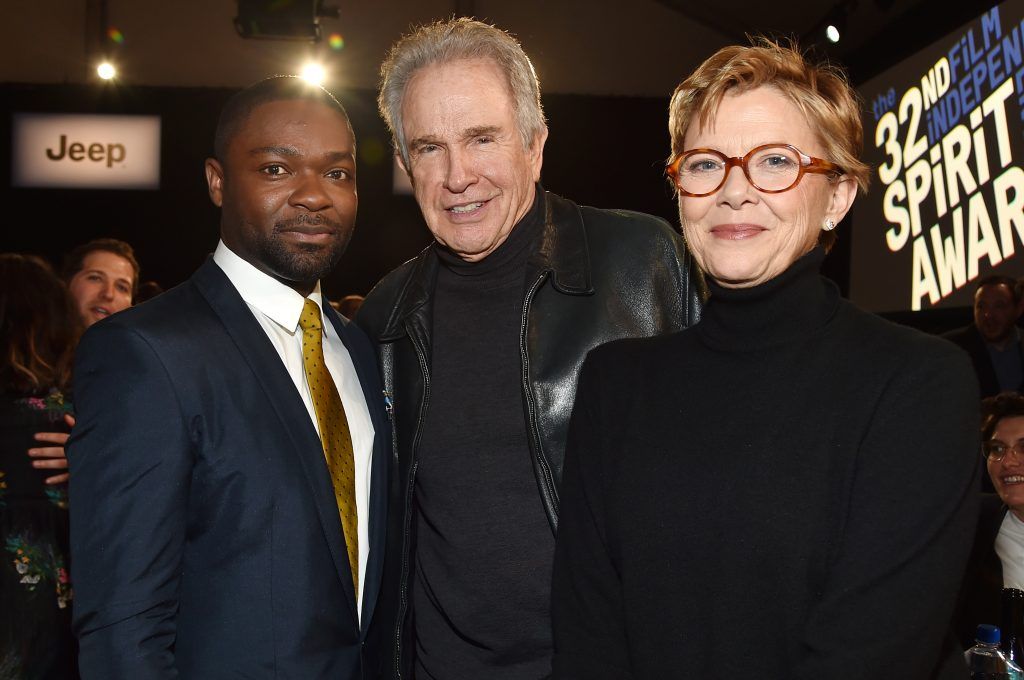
[355,17,701,680]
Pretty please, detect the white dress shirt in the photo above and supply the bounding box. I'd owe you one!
[996,509,1024,590]
[213,241,374,617]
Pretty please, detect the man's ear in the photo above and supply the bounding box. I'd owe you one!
[205,158,225,208]
[529,127,549,182]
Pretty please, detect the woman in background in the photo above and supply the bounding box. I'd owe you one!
[956,392,1024,649]
[0,253,82,679]
[552,40,979,679]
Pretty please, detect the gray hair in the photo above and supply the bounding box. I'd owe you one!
[378,17,548,170]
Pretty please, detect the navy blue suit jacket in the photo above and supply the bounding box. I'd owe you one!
[68,259,389,679]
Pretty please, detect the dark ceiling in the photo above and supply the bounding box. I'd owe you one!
[656,0,1003,84]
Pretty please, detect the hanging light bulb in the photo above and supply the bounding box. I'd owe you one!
[300,62,326,86]
[97,61,117,80]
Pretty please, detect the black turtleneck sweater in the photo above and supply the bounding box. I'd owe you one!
[413,191,553,680]
[551,248,981,680]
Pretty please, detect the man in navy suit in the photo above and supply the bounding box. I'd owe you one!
[67,76,388,679]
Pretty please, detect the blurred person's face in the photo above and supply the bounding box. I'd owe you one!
[399,58,546,262]
[68,250,134,326]
[988,415,1024,519]
[974,283,1020,344]
[677,87,855,288]
[205,98,357,295]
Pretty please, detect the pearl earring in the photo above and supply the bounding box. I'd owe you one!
[822,219,836,232]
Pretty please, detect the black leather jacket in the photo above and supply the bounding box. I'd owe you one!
[355,190,702,679]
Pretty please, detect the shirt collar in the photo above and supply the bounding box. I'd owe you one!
[212,240,324,333]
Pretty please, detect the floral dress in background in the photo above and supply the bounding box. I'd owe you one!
[0,388,77,680]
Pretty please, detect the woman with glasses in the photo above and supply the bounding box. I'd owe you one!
[551,39,979,680]
[956,393,1024,650]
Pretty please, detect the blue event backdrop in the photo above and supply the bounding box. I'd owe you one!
[853,0,1024,313]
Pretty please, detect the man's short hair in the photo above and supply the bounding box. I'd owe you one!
[976,274,1020,304]
[378,17,548,170]
[62,238,141,295]
[214,75,353,163]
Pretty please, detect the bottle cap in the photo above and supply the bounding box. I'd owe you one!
[977,624,1002,644]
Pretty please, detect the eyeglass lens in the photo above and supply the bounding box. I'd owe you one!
[985,441,1024,460]
[678,146,802,194]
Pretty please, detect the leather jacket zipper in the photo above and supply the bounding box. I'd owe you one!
[520,270,560,533]
[394,331,430,680]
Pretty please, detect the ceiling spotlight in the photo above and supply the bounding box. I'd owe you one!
[300,62,326,86]
[97,61,117,80]
[820,1,852,45]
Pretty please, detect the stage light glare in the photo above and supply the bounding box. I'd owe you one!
[329,33,344,50]
[825,24,841,43]
[97,62,116,80]
[300,62,326,86]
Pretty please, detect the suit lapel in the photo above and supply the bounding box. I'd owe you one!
[325,305,389,633]
[191,260,360,619]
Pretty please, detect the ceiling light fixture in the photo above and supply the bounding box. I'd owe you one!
[300,62,326,86]
[96,61,117,80]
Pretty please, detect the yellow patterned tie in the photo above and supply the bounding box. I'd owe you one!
[299,298,359,596]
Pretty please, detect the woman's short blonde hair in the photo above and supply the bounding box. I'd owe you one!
[668,38,870,249]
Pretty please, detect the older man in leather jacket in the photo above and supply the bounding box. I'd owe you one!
[356,17,702,680]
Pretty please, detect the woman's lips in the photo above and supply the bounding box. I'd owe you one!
[711,224,766,240]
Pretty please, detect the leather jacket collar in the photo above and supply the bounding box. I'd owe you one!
[376,190,591,342]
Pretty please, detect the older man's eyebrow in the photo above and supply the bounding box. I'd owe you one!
[408,126,504,152]
[462,125,501,140]
[408,135,440,151]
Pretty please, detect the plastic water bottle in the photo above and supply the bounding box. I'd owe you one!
[965,624,1024,679]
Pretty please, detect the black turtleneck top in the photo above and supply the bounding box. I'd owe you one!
[551,248,981,680]
[413,190,553,680]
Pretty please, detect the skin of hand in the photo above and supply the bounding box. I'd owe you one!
[27,413,75,485]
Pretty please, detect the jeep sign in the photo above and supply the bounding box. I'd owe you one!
[12,114,161,189]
